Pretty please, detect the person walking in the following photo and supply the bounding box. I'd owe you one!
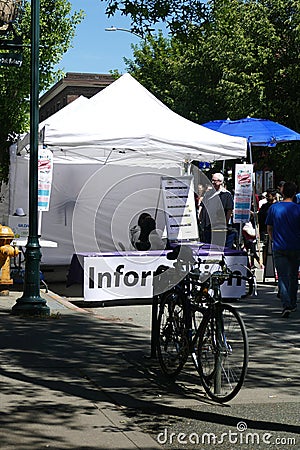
[276,180,285,202]
[266,182,300,318]
[258,188,277,264]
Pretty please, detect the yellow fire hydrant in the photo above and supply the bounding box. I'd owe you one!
[0,224,19,293]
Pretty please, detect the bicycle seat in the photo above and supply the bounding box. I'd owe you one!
[167,245,196,264]
[154,265,169,275]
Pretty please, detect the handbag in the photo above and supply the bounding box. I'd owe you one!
[242,222,256,239]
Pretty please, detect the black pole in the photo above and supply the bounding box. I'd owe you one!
[150,295,158,358]
[12,0,50,316]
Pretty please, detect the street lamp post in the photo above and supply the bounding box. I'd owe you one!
[12,0,50,316]
[105,26,144,39]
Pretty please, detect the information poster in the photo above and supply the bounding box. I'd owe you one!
[264,171,274,190]
[255,171,263,194]
[38,147,53,211]
[233,164,253,223]
[161,176,199,241]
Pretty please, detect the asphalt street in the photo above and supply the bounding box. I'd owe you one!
[48,271,300,450]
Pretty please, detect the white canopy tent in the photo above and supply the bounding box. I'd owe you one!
[9,150,180,264]
[19,73,247,164]
[10,74,247,265]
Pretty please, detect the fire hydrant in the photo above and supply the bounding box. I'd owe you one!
[0,224,19,294]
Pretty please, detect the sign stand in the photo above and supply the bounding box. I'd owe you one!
[150,295,159,359]
[263,236,276,282]
[160,175,199,242]
[38,211,42,237]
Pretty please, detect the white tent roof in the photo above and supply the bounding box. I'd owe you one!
[18,95,89,154]
[39,73,247,163]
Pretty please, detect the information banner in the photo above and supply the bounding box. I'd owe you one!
[234,164,253,223]
[83,252,247,301]
[84,254,171,301]
[161,176,199,241]
[38,148,53,211]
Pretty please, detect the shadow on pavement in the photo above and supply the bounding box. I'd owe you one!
[0,291,300,449]
[4,271,300,449]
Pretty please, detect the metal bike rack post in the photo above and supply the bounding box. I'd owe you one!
[150,295,159,358]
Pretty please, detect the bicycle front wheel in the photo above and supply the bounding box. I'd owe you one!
[197,303,248,403]
[156,290,189,377]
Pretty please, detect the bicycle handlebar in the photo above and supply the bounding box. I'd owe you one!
[167,245,255,284]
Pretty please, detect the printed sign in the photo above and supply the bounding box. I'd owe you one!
[0,53,22,67]
[83,253,247,301]
[38,147,53,211]
[84,255,171,301]
[264,171,274,190]
[161,176,199,241]
[234,164,253,223]
[255,171,263,194]
[8,215,29,238]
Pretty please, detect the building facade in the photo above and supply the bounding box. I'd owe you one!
[39,72,115,122]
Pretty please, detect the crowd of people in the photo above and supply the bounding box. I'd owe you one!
[128,173,300,318]
[196,175,300,318]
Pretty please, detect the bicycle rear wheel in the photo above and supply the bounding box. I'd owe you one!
[197,303,248,403]
[156,290,189,377]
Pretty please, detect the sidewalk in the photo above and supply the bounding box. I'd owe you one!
[0,282,299,449]
[0,290,161,450]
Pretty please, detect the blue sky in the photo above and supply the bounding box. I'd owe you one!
[57,0,147,75]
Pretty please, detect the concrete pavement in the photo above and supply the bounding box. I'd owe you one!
[0,278,299,449]
[0,289,160,449]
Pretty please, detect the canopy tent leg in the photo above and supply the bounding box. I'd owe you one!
[248,141,263,265]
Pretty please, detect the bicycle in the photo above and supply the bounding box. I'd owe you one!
[155,245,249,403]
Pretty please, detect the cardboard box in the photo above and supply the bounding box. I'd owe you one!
[8,215,29,238]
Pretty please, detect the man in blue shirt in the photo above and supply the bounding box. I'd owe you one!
[266,182,300,318]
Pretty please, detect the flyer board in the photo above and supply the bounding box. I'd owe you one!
[233,164,253,223]
[161,176,199,241]
[38,147,53,211]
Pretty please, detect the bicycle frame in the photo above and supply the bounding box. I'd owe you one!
[155,246,250,402]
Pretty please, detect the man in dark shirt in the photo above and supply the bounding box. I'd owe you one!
[199,173,234,247]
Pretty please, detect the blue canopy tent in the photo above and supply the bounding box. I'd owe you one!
[202,117,300,162]
[202,117,300,259]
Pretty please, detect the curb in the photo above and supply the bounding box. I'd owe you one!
[44,289,91,313]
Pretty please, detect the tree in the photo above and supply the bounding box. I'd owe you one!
[103,0,300,183]
[101,0,207,36]
[0,0,83,182]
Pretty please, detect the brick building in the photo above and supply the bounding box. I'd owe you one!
[39,72,115,122]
